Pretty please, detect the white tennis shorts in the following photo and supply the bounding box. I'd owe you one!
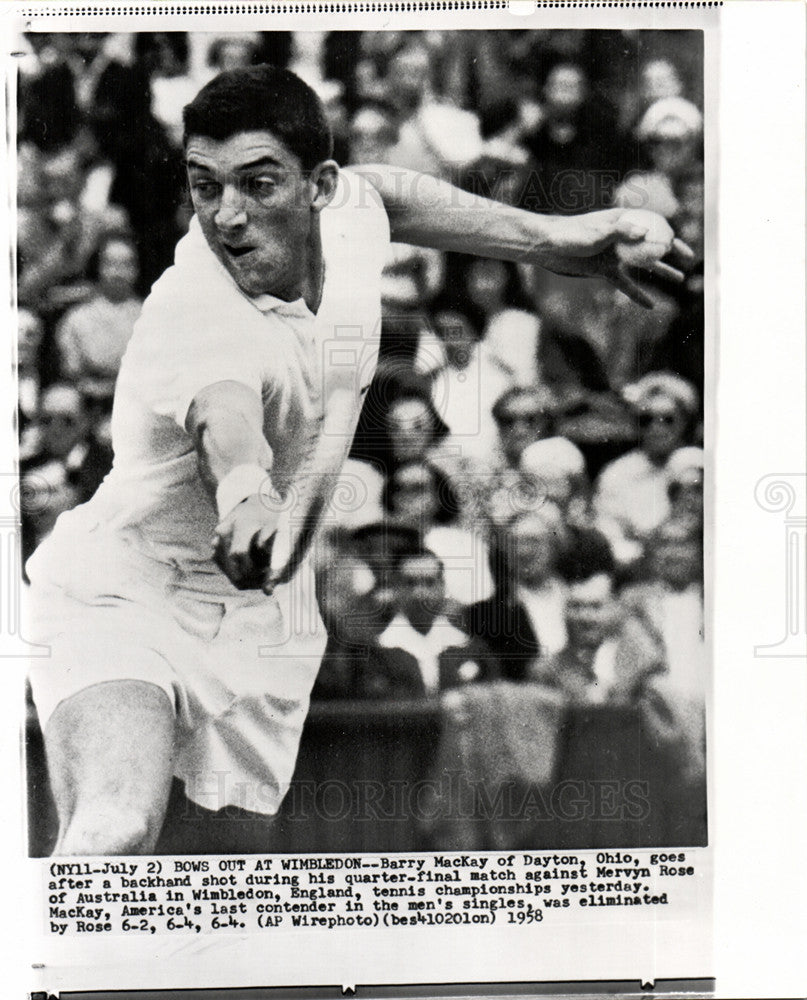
[26,518,327,815]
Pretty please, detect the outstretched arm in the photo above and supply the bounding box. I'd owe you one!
[351,163,693,308]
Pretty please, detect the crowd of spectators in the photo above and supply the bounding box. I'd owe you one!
[18,30,706,832]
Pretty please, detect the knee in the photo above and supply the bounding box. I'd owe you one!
[56,805,161,856]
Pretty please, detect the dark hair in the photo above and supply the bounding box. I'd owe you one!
[382,461,460,527]
[556,526,615,584]
[478,98,520,141]
[182,65,333,170]
[492,385,557,426]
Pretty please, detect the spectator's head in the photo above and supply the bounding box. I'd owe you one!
[182,66,336,299]
[493,386,557,467]
[646,518,702,590]
[385,392,443,464]
[639,59,684,107]
[208,34,261,72]
[432,309,480,370]
[637,97,702,179]
[386,40,432,110]
[318,548,389,644]
[395,549,446,630]
[348,101,399,164]
[543,62,587,119]
[96,234,140,303]
[508,504,565,588]
[624,372,698,464]
[36,384,88,459]
[465,257,510,313]
[557,528,617,651]
[666,446,704,528]
[18,308,44,372]
[383,461,459,530]
[520,436,588,516]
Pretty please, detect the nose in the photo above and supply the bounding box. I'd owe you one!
[215,182,247,232]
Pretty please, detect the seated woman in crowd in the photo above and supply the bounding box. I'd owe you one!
[382,460,494,611]
[593,371,699,568]
[55,232,143,412]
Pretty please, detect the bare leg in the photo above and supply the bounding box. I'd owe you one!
[44,680,176,855]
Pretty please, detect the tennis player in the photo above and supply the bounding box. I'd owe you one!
[26,66,692,855]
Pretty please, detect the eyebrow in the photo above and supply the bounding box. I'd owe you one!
[185,155,286,174]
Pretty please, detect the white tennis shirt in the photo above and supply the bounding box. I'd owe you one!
[27,169,391,814]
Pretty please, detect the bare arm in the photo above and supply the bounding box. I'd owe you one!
[351,163,693,307]
[186,381,279,587]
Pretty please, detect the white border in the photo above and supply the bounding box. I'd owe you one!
[1,2,804,996]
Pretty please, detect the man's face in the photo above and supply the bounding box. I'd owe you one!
[638,396,686,462]
[512,516,557,587]
[99,240,139,301]
[186,130,315,300]
[38,388,86,459]
[497,396,552,466]
[565,573,614,650]
[387,398,434,463]
[398,555,445,628]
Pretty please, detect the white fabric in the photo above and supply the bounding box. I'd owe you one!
[215,463,274,520]
[425,525,494,608]
[659,587,705,698]
[26,169,391,814]
[378,612,468,695]
[518,578,568,657]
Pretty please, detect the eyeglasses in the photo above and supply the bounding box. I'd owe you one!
[638,411,678,428]
[497,411,548,428]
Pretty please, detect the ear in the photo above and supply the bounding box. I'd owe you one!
[308,160,339,212]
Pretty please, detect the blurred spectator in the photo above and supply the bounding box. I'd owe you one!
[377,550,497,696]
[382,460,493,610]
[462,519,543,683]
[594,372,698,565]
[416,309,506,467]
[615,97,703,222]
[18,33,84,152]
[531,528,661,704]
[505,505,569,659]
[520,436,590,526]
[493,385,557,470]
[20,384,112,566]
[621,517,704,700]
[142,33,197,149]
[384,37,482,178]
[473,385,558,526]
[85,34,184,289]
[524,61,622,214]
[380,379,449,471]
[17,309,45,434]
[665,446,704,532]
[312,548,406,700]
[347,100,400,165]
[55,233,142,407]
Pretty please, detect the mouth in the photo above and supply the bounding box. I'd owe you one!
[221,242,257,260]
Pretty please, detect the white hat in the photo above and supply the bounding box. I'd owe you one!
[520,436,586,479]
[666,446,704,484]
[637,97,703,142]
[624,372,699,417]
